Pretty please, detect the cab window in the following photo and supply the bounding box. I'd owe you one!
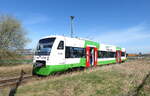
[57,41,64,49]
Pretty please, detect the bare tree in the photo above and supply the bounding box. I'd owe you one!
[0,14,29,62]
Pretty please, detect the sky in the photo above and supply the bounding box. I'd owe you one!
[0,0,150,53]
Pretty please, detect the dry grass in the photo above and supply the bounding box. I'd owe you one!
[0,64,32,80]
[1,59,150,96]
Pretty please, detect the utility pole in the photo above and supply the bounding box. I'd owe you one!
[70,16,75,38]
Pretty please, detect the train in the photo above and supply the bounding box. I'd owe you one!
[32,35,127,76]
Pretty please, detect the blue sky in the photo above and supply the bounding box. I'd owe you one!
[0,0,150,53]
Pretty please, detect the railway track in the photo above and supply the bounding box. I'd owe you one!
[0,75,33,88]
[0,60,133,88]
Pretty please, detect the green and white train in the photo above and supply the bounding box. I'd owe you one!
[33,35,127,76]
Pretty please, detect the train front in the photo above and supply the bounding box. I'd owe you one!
[32,37,55,76]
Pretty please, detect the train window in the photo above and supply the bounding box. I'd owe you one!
[39,38,55,44]
[65,47,70,58]
[57,41,64,50]
[43,45,52,48]
[121,52,125,56]
[98,51,101,58]
[101,51,107,58]
[98,51,116,58]
[109,52,116,58]
[98,51,106,58]
[65,46,85,58]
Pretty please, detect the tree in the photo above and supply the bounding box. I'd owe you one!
[0,14,29,61]
[0,15,29,49]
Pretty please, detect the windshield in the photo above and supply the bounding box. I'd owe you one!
[35,38,55,55]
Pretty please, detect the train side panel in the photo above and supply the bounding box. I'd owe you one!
[33,36,127,76]
[97,44,116,65]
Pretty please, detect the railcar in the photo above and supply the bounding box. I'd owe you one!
[32,35,127,75]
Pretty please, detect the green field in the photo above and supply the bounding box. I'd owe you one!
[1,59,150,96]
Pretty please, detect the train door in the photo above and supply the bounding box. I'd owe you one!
[86,46,90,67]
[94,47,98,66]
[116,50,122,63]
[86,46,98,67]
[120,51,122,63]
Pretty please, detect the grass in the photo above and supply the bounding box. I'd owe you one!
[0,54,33,66]
[0,64,32,79]
[1,59,150,96]
[0,59,32,66]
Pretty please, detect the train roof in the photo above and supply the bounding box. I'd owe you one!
[41,35,93,42]
[40,35,125,50]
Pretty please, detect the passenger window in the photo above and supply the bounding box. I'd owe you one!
[65,46,85,58]
[57,41,64,50]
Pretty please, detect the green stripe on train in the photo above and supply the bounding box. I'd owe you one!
[84,40,100,48]
[33,58,86,75]
[116,47,121,50]
[34,58,127,76]
[98,59,116,65]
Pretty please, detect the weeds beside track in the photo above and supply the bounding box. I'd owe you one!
[0,75,33,88]
[0,61,127,89]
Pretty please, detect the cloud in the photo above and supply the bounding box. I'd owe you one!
[93,23,150,45]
